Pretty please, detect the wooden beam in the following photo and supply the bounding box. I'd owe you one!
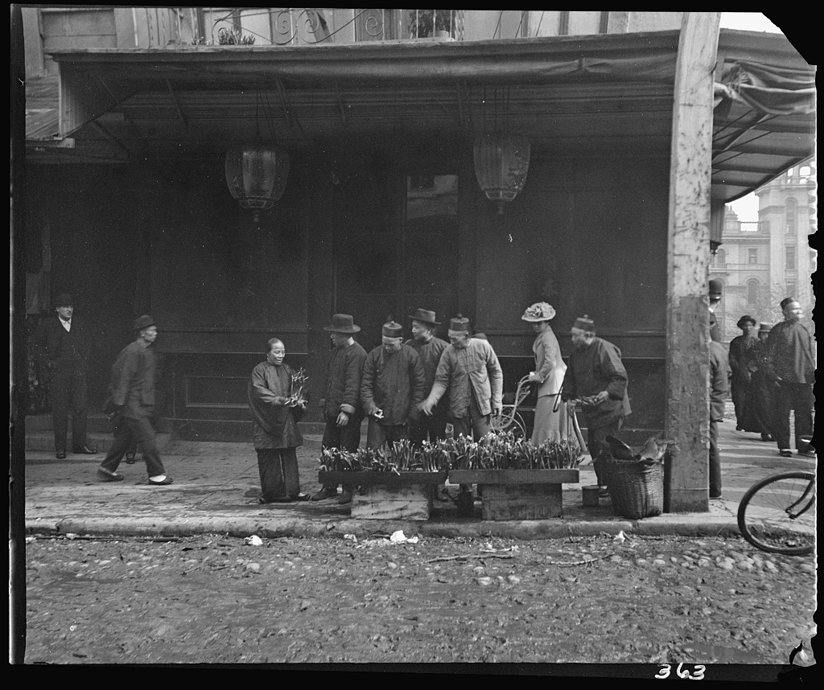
[165,79,188,128]
[665,12,721,513]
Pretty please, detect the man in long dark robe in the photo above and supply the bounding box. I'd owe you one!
[561,315,631,494]
[764,298,816,457]
[361,320,426,450]
[248,338,308,503]
[728,314,761,433]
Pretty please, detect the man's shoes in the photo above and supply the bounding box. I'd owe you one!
[56,450,66,459]
[125,451,137,464]
[310,487,337,501]
[760,434,774,442]
[779,449,793,458]
[148,476,174,486]
[337,489,353,505]
[97,468,124,482]
[797,449,816,458]
[292,492,310,501]
[73,444,98,454]
[598,487,610,499]
[710,493,723,500]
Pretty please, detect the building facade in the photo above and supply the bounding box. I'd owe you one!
[711,157,816,341]
[19,8,814,461]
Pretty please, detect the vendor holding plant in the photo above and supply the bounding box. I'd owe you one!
[521,301,570,444]
[247,337,308,503]
[561,315,631,495]
[360,320,427,450]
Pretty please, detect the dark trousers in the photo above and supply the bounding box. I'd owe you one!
[101,415,165,477]
[366,421,409,450]
[256,448,300,501]
[409,412,448,446]
[774,382,814,451]
[320,414,363,490]
[450,393,491,440]
[588,418,623,487]
[709,419,722,498]
[50,363,88,452]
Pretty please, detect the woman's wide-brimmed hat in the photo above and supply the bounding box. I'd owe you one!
[521,302,556,322]
[737,314,757,329]
[408,308,440,326]
[323,313,361,334]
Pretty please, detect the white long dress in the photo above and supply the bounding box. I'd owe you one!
[530,326,569,444]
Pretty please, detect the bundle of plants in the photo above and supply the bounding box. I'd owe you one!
[446,430,582,470]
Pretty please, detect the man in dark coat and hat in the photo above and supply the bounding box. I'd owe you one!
[310,313,368,503]
[561,315,631,495]
[405,308,450,445]
[32,292,97,458]
[97,315,172,485]
[729,314,760,433]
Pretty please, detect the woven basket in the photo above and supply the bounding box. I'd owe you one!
[604,456,664,519]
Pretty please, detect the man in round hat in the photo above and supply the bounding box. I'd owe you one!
[32,292,97,458]
[405,308,450,445]
[361,319,426,450]
[421,314,503,441]
[561,315,631,494]
[97,315,172,485]
[311,313,368,502]
[728,314,760,433]
[763,298,815,457]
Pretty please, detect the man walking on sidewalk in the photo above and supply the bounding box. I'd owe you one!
[709,324,730,499]
[764,298,816,458]
[97,315,172,485]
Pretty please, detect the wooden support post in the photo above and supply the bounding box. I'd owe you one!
[666,12,721,513]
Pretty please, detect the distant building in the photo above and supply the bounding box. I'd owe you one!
[710,156,816,340]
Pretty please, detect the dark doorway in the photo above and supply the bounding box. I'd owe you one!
[334,171,459,350]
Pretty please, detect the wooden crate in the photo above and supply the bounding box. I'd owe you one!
[318,471,446,521]
[350,484,434,520]
[448,469,580,521]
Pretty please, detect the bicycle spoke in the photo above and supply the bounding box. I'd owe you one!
[738,471,816,556]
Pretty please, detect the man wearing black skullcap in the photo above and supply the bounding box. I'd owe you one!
[561,315,631,495]
[32,293,97,458]
[763,298,816,457]
[97,315,173,484]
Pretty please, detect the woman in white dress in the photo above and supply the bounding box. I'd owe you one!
[521,302,569,444]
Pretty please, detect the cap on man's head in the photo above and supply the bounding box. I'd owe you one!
[133,314,156,331]
[780,297,797,310]
[53,293,73,307]
[737,315,756,329]
[448,314,470,333]
[382,320,404,339]
[709,279,723,299]
[759,322,773,334]
[572,315,595,332]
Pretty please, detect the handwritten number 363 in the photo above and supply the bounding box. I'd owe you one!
[656,663,706,680]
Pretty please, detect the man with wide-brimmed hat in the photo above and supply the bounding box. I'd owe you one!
[561,315,631,495]
[97,315,172,485]
[311,313,368,502]
[32,292,97,458]
[361,320,426,450]
[405,308,450,445]
[764,298,815,457]
[729,314,760,433]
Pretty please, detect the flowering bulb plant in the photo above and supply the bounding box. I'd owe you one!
[287,368,308,406]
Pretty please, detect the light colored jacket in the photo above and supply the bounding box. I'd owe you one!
[427,338,503,418]
[532,326,567,398]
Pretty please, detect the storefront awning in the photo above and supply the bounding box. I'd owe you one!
[32,28,816,204]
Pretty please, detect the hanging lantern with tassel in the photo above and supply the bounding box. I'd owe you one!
[473,133,531,214]
[224,144,290,223]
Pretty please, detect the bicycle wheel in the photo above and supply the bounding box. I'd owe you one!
[737,471,816,556]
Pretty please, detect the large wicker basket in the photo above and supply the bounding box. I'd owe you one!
[603,456,664,519]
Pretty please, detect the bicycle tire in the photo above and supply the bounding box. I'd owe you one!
[737,471,816,556]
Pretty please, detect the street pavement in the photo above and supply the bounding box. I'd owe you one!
[20,410,815,541]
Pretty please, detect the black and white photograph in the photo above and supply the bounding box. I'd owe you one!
[10,8,817,677]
